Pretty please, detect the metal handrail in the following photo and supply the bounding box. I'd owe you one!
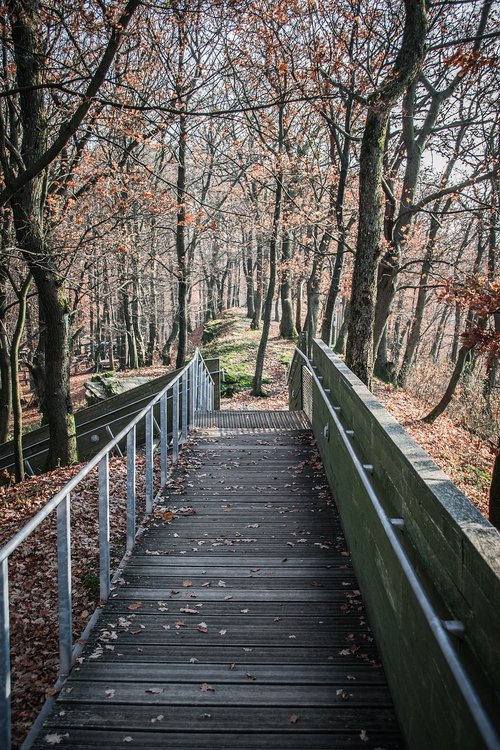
[0,369,186,474]
[291,346,500,750]
[0,348,215,750]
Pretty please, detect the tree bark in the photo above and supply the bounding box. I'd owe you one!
[253,122,283,396]
[0,265,11,443]
[279,229,296,338]
[346,0,427,386]
[11,274,31,481]
[251,235,263,329]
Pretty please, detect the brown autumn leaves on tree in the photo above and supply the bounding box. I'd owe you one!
[0,0,498,519]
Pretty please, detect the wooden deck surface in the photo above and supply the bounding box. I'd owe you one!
[33,412,402,749]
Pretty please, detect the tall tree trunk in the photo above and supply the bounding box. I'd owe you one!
[253,114,283,396]
[11,274,32,481]
[251,234,264,329]
[295,277,303,335]
[346,0,427,386]
[244,235,255,319]
[397,219,438,387]
[334,300,350,355]
[279,229,296,338]
[175,14,189,367]
[146,255,158,366]
[0,265,11,443]
[7,0,78,467]
[304,257,322,347]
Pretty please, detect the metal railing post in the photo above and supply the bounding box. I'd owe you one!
[126,427,136,553]
[181,370,188,441]
[190,361,197,425]
[0,558,11,750]
[145,408,154,513]
[98,454,110,601]
[172,380,179,463]
[56,494,72,678]
[160,394,168,485]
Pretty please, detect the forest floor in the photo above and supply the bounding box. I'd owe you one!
[0,307,495,746]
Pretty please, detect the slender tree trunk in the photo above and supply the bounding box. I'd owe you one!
[279,229,296,338]
[0,266,11,443]
[7,0,77,468]
[244,235,255,319]
[346,0,427,385]
[423,345,473,423]
[11,274,32,481]
[175,21,189,367]
[347,109,390,386]
[253,150,283,395]
[430,305,451,363]
[295,278,303,335]
[334,300,350,355]
[397,233,435,387]
[251,235,263,329]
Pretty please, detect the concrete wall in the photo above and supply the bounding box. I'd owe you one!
[289,339,500,749]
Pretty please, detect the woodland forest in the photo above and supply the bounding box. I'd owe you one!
[0,0,498,504]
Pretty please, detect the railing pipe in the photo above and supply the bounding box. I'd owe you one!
[98,454,110,601]
[126,427,136,553]
[160,394,168,484]
[145,408,154,513]
[181,371,188,441]
[56,494,72,678]
[172,380,179,463]
[0,559,11,750]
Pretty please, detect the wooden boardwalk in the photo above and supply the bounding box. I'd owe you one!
[33,411,402,749]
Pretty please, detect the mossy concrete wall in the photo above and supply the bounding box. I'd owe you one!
[289,339,500,749]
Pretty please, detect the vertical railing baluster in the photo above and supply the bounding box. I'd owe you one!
[145,408,154,513]
[173,381,179,462]
[57,494,72,679]
[127,427,136,553]
[99,454,110,601]
[191,361,198,424]
[160,394,168,485]
[181,371,188,441]
[0,558,11,750]
[200,369,205,411]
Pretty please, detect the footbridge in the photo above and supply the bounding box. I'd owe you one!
[1,341,499,749]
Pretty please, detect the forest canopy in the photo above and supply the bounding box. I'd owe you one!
[0,0,498,479]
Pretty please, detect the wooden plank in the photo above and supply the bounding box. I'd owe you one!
[32,423,401,750]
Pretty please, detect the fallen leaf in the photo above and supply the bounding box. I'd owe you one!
[181,580,192,588]
[145,687,163,694]
[197,622,208,633]
[44,735,68,746]
[127,602,142,611]
[200,683,215,692]
[288,714,300,724]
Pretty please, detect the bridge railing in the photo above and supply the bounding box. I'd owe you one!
[289,339,500,750]
[0,349,214,750]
